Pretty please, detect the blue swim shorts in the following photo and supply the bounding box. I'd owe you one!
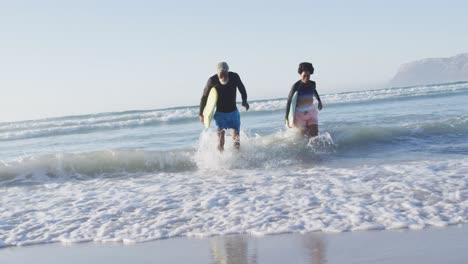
[213,110,240,132]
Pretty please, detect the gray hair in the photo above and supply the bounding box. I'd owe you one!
[217,62,229,73]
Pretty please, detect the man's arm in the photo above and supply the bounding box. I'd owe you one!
[235,73,249,110]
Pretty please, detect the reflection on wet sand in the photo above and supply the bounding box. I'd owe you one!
[209,233,325,264]
[210,235,257,264]
[302,234,326,264]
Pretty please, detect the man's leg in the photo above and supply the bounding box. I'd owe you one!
[231,129,240,149]
[232,110,241,149]
[217,129,225,151]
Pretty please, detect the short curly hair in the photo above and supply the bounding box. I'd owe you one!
[298,62,314,74]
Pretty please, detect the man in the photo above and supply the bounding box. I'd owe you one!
[199,62,250,151]
[285,62,323,137]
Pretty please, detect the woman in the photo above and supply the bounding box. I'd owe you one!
[285,62,323,137]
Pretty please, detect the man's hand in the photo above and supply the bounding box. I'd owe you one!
[199,115,204,124]
[318,101,323,111]
[242,101,250,111]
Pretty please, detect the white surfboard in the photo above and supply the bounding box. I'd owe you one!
[287,91,298,128]
[203,88,218,128]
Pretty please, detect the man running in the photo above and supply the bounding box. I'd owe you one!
[199,62,250,151]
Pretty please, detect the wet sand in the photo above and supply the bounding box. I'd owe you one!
[1,225,466,264]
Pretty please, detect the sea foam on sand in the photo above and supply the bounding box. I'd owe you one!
[1,156,466,248]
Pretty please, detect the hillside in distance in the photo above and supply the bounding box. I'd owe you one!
[389,53,468,87]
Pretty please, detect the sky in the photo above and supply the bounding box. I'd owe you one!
[1,0,468,122]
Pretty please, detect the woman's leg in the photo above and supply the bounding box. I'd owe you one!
[305,124,319,138]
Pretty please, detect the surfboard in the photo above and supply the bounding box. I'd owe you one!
[203,88,218,128]
[287,91,298,128]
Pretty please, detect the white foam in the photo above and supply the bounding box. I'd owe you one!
[1,157,466,248]
[193,129,334,170]
[243,82,468,113]
[3,82,468,141]
[0,108,199,141]
[0,150,196,183]
[0,108,198,133]
[0,129,336,182]
[245,100,286,112]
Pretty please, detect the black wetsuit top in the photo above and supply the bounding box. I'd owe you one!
[285,80,320,119]
[199,72,247,115]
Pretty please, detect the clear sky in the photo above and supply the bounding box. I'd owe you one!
[1,0,467,122]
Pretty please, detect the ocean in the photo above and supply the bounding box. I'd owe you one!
[1,82,467,247]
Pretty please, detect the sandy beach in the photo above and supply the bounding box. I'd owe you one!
[1,224,466,264]
[2,2,468,264]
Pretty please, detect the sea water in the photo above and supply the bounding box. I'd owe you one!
[1,82,467,247]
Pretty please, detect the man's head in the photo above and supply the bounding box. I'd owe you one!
[298,62,314,83]
[217,62,229,85]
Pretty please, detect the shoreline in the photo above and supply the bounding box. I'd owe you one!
[1,224,466,264]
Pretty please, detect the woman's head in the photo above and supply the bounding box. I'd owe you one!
[298,62,314,82]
